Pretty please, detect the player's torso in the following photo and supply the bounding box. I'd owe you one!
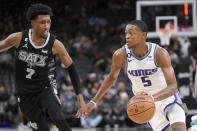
[124,42,167,95]
[15,29,56,94]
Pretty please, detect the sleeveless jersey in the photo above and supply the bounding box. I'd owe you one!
[15,29,56,94]
[123,42,167,95]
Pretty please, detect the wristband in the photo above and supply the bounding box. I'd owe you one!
[150,95,155,102]
[90,100,97,107]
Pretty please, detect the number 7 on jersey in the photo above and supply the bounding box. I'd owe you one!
[26,68,35,79]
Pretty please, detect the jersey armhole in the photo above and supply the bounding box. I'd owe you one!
[123,45,128,73]
[16,30,28,50]
[154,44,160,67]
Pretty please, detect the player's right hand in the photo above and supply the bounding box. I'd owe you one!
[135,92,155,101]
[76,101,95,120]
[135,91,148,95]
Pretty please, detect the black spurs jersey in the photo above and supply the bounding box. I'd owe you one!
[15,29,57,94]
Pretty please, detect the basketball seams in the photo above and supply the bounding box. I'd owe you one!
[128,106,155,116]
[127,101,154,106]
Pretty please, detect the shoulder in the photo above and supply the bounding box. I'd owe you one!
[8,32,23,38]
[7,32,23,41]
[156,45,171,67]
[113,47,125,59]
[112,47,125,67]
[52,39,66,55]
[6,32,23,48]
[53,39,63,46]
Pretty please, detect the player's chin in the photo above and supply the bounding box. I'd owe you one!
[41,31,49,38]
[127,42,135,48]
[41,33,48,39]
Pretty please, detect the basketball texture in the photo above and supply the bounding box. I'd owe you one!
[127,94,155,124]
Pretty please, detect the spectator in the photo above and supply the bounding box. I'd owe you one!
[0,86,10,123]
[5,96,19,127]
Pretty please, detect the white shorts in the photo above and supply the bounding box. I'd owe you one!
[148,92,186,131]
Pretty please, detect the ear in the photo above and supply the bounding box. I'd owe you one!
[30,20,35,27]
[142,32,147,40]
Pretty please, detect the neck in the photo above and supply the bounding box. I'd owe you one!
[31,29,46,46]
[131,42,148,58]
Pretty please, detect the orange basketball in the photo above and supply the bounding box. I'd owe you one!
[127,94,155,124]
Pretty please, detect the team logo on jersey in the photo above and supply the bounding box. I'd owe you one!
[128,68,158,76]
[22,44,28,49]
[18,50,48,67]
[22,38,29,49]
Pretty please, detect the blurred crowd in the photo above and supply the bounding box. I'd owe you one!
[0,0,197,129]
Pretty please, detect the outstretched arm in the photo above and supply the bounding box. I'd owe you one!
[0,32,22,52]
[91,50,122,103]
[53,40,85,108]
[152,47,178,101]
[76,48,124,119]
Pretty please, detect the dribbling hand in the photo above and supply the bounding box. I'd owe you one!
[135,91,154,101]
[135,91,148,95]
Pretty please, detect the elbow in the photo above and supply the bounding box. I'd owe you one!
[171,82,178,94]
[107,73,117,84]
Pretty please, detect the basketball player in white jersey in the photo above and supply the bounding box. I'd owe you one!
[77,20,187,131]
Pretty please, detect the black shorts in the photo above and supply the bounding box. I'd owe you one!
[18,86,71,131]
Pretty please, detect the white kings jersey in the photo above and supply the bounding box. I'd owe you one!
[123,42,167,95]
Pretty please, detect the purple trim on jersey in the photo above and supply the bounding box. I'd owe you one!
[148,122,170,131]
[129,79,133,86]
[129,43,152,60]
[148,122,154,131]
[164,94,177,113]
[176,91,183,104]
[153,44,160,67]
[123,45,128,73]
[161,123,170,131]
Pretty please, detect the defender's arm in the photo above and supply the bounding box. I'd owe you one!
[0,32,22,52]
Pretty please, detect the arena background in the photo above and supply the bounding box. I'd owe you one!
[0,0,197,131]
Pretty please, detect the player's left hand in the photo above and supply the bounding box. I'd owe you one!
[76,94,85,109]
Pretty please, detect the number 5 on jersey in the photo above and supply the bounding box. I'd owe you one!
[141,76,152,87]
[26,68,35,79]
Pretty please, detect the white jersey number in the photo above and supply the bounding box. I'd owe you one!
[26,68,35,79]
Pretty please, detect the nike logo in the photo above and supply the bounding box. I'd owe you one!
[41,49,48,54]
[128,59,134,62]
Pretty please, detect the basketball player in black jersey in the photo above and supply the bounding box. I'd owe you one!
[0,3,85,131]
